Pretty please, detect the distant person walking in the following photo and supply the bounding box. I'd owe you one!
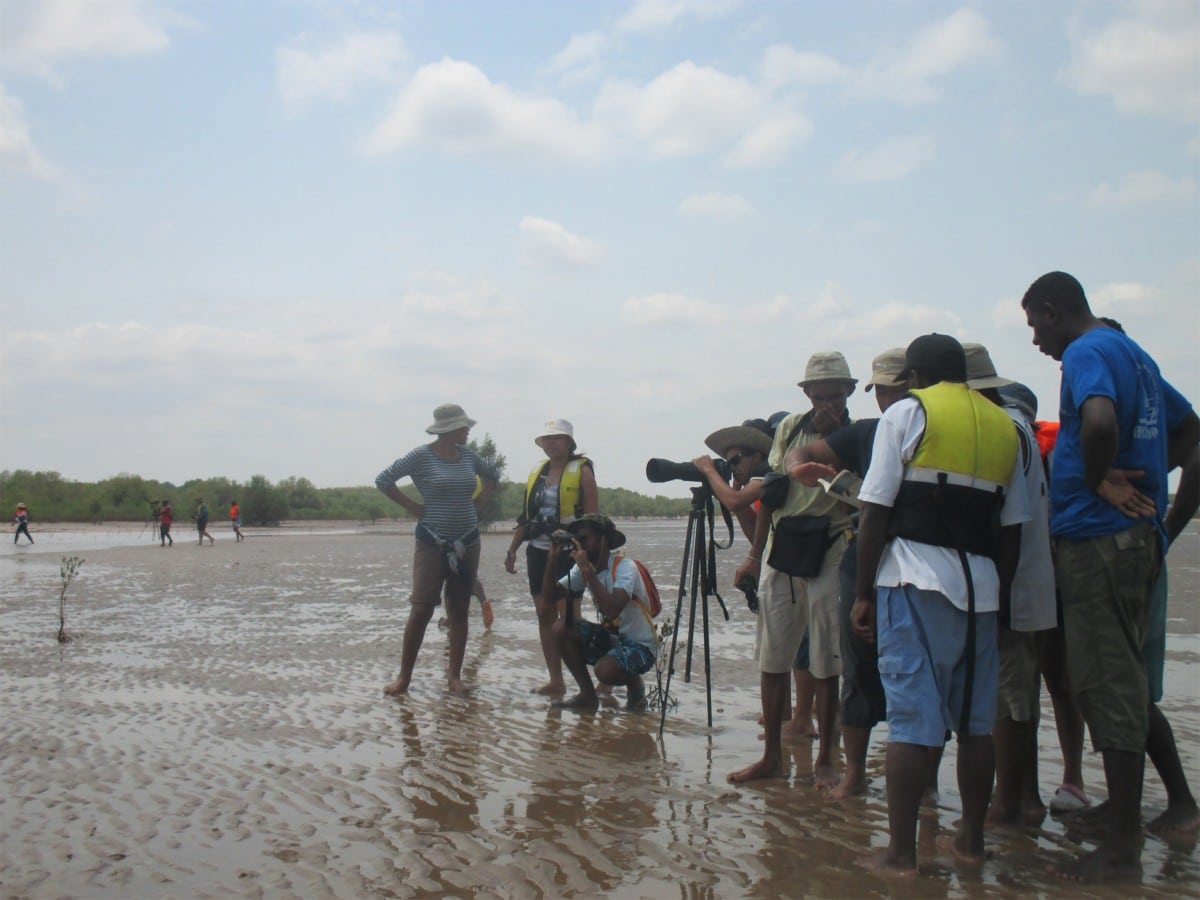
[195,498,215,546]
[375,403,499,696]
[13,503,33,544]
[160,499,174,547]
[230,500,244,542]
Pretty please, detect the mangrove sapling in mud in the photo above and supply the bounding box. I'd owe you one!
[57,555,85,644]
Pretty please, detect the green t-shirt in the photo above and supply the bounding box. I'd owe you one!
[765,410,854,557]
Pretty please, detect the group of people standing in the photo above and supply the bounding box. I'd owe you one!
[375,406,657,707]
[693,270,1197,881]
[157,498,242,547]
[372,270,1197,884]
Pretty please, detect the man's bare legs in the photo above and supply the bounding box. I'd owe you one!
[730,671,789,783]
[1053,748,1144,882]
[988,716,1045,825]
[828,725,870,800]
[873,741,929,875]
[813,675,840,788]
[1040,626,1088,806]
[783,667,818,738]
[1145,703,1200,839]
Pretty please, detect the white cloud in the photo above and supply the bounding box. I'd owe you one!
[1089,169,1197,208]
[621,292,726,325]
[1090,281,1160,313]
[365,58,608,164]
[832,134,936,182]
[678,191,754,220]
[827,302,964,342]
[519,216,605,267]
[1066,0,1200,124]
[759,45,849,91]
[0,83,57,180]
[0,0,172,77]
[276,32,405,111]
[596,61,799,162]
[399,268,520,320]
[616,0,743,32]
[724,111,812,167]
[857,7,1002,103]
[547,30,607,80]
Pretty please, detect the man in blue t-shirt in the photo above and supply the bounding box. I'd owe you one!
[1022,271,1199,883]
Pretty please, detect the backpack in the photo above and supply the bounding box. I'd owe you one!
[610,555,662,617]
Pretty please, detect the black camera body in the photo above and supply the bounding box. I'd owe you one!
[553,533,577,554]
[645,457,731,484]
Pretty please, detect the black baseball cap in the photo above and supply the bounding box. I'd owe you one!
[901,333,967,382]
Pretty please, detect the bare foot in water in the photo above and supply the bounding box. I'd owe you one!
[533,681,566,696]
[1148,804,1200,846]
[936,833,987,866]
[727,758,786,784]
[447,678,474,697]
[856,850,917,878]
[1048,843,1142,883]
[825,772,868,801]
[552,693,599,710]
[781,717,818,740]
[383,676,410,696]
[624,677,646,711]
[814,764,839,790]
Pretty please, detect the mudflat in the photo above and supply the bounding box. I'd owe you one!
[1,520,1197,897]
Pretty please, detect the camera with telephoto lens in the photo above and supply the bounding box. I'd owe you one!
[553,532,577,554]
[645,457,731,484]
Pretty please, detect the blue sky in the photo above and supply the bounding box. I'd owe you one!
[1,0,1197,496]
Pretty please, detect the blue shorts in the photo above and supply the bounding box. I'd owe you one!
[876,584,998,746]
[578,621,656,676]
[1144,568,1167,704]
[793,632,810,670]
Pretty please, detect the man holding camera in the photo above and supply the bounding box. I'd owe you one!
[692,418,775,541]
[543,513,658,711]
[730,352,857,786]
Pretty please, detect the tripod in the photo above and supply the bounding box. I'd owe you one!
[144,501,162,542]
[658,484,734,736]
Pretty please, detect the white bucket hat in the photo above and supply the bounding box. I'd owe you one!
[535,418,575,448]
[426,403,477,434]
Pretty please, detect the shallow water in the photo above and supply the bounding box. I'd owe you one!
[0,519,1197,897]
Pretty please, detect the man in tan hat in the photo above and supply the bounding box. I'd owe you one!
[13,502,33,544]
[779,347,929,802]
[729,351,857,787]
[692,418,774,540]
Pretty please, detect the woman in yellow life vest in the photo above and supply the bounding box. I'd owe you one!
[504,418,599,695]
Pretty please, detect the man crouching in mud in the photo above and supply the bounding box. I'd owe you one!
[542,514,657,711]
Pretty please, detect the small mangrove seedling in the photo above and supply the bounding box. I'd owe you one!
[57,555,85,644]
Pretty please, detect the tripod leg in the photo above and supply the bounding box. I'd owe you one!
[659,509,699,736]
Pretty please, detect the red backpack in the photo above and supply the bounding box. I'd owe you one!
[610,556,662,617]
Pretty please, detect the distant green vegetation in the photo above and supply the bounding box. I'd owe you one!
[0,469,692,527]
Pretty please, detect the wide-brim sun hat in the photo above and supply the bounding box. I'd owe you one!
[798,351,857,389]
[705,419,774,457]
[17,503,26,509]
[426,403,477,435]
[963,342,1015,391]
[566,513,626,549]
[865,347,908,392]
[534,418,575,448]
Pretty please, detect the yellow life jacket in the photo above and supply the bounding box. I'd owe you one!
[890,382,1018,559]
[523,457,589,531]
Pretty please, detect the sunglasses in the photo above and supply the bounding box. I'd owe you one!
[726,453,745,467]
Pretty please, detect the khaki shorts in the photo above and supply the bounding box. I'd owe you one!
[1055,521,1159,754]
[757,533,847,678]
[411,539,480,613]
[996,627,1040,723]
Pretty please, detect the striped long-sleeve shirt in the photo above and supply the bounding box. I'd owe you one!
[375,444,497,542]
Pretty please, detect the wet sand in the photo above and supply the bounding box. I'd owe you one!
[1,520,1197,898]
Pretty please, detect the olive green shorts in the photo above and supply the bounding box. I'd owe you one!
[996,627,1040,723]
[1054,521,1160,754]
